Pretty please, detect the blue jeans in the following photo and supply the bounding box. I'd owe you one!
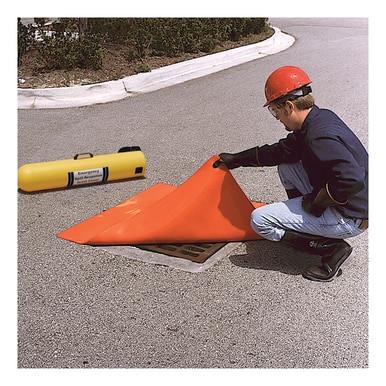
[250,162,365,241]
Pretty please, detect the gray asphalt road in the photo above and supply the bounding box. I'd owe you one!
[18,18,368,368]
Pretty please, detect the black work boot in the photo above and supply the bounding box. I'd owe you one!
[281,230,353,282]
[302,240,353,282]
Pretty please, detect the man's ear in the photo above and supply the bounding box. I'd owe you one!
[285,100,295,114]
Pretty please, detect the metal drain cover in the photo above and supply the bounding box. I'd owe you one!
[137,242,227,263]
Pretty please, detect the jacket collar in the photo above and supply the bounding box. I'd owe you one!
[300,105,319,132]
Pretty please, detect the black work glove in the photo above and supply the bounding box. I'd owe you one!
[213,153,239,169]
[302,193,325,217]
[302,187,345,217]
[213,147,259,169]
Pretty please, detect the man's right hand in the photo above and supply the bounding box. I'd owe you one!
[212,147,259,169]
[213,153,239,169]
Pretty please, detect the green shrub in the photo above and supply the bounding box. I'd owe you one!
[20,17,269,71]
[127,18,156,58]
[142,18,269,56]
[85,17,269,58]
[17,18,34,65]
[135,62,151,73]
[77,34,104,70]
[88,18,130,44]
[36,32,104,70]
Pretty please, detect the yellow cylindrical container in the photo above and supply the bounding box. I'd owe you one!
[18,146,146,192]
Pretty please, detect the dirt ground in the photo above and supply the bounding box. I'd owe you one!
[17,29,274,89]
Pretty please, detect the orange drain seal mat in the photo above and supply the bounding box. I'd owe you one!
[58,155,266,268]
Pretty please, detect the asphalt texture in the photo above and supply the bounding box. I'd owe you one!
[18,18,368,368]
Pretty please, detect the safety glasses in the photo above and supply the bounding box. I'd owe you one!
[268,105,280,118]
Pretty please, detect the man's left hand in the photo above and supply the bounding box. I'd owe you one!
[302,193,326,217]
[302,187,345,217]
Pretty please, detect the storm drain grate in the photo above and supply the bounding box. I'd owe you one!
[137,242,227,263]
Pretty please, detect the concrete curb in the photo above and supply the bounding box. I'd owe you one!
[18,27,294,110]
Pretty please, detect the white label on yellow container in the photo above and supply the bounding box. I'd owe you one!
[68,167,109,187]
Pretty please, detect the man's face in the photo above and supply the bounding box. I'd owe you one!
[268,102,295,131]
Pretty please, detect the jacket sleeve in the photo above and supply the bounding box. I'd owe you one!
[257,133,301,166]
[310,136,366,203]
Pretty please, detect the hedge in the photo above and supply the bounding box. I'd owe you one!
[18,18,269,71]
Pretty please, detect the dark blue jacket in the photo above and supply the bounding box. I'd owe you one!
[257,105,368,219]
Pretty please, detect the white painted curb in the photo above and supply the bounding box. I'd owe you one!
[18,27,294,109]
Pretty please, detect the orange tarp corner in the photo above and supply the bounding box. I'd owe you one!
[57,156,265,245]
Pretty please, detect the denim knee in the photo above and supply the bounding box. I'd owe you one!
[250,207,284,242]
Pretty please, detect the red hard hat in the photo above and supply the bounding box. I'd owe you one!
[263,66,312,106]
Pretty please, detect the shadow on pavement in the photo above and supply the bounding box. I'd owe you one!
[228,239,320,276]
